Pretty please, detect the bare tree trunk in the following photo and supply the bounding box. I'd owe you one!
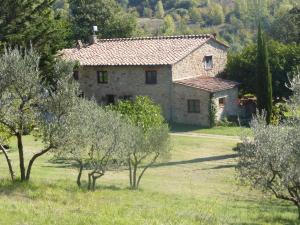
[92,176,96,191]
[77,163,84,187]
[132,163,138,189]
[16,133,26,181]
[136,154,159,189]
[25,146,52,180]
[128,158,132,188]
[88,172,93,190]
[0,144,14,181]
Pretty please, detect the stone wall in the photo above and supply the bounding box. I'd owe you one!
[77,65,173,119]
[172,40,228,81]
[172,83,210,126]
[213,87,239,120]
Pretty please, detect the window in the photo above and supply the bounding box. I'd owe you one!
[145,71,157,84]
[97,71,108,83]
[218,97,226,107]
[78,91,84,98]
[73,71,79,80]
[188,99,200,113]
[106,94,115,105]
[204,56,213,70]
[119,95,132,101]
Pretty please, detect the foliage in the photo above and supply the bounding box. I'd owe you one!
[0,0,72,76]
[111,96,171,189]
[209,95,217,128]
[155,0,165,19]
[69,0,138,43]
[160,15,176,35]
[269,7,300,44]
[237,69,300,219]
[0,47,79,181]
[222,40,300,100]
[256,24,272,124]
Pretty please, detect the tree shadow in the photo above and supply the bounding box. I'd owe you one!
[151,154,237,168]
[169,122,207,133]
[204,164,237,170]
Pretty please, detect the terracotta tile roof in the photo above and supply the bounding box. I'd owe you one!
[60,35,228,66]
[174,76,239,92]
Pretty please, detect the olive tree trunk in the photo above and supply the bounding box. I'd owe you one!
[0,144,14,181]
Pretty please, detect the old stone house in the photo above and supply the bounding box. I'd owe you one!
[61,34,239,126]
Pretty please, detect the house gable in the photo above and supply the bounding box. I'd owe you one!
[172,40,228,81]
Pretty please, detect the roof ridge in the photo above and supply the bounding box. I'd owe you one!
[96,34,214,42]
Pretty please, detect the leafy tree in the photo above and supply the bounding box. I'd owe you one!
[160,15,176,35]
[204,3,224,25]
[0,0,72,76]
[222,40,300,100]
[256,24,272,124]
[189,7,203,24]
[155,0,165,18]
[112,96,171,189]
[237,70,300,219]
[0,48,79,181]
[269,7,300,44]
[69,0,138,42]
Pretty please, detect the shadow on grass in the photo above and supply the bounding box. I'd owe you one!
[206,164,236,170]
[169,123,207,133]
[152,153,237,168]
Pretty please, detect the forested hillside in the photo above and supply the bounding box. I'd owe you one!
[54,0,299,51]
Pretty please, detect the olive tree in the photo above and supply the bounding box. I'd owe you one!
[236,69,300,219]
[0,48,79,181]
[54,97,129,190]
[112,96,171,189]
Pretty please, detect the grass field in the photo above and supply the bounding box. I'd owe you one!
[0,135,299,225]
[170,123,251,136]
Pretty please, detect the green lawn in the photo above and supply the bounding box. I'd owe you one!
[0,135,298,225]
[170,123,251,136]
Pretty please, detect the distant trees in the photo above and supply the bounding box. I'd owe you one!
[0,48,79,181]
[222,40,300,100]
[155,0,165,19]
[112,96,171,189]
[269,7,300,44]
[160,15,176,35]
[236,69,300,220]
[69,0,138,42]
[256,24,272,124]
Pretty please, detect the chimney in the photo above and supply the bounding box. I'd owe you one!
[76,40,83,49]
[90,25,98,44]
[90,34,98,44]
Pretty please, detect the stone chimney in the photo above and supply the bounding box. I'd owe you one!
[90,34,98,44]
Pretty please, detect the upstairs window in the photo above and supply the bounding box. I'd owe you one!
[204,56,213,70]
[97,71,108,83]
[188,99,200,113]
[145,71,157,84]
[73,71,79,80]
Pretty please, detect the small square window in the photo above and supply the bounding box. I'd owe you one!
[188,99,200,113]
[73,71,79,80]
[97,71,108,83]
[145,71,157,84]
[218,97,226,107]
[204,56,213,70]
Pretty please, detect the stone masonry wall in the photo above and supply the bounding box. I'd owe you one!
[172,83,210,126]
[172,40,228,81]
[213,87,239,120]
[77,65,173,120]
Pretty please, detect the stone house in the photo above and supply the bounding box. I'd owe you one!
[61,34,239,126]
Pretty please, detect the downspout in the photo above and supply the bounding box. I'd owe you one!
[169,65,173,122]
